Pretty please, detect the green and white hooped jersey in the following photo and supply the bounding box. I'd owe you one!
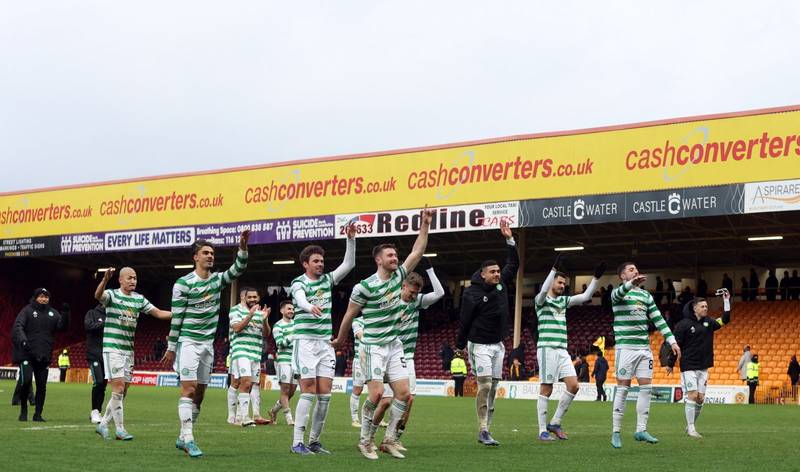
[168,250,248,349]
[398,295,423,358]
[272,318,295,363]
[352,316,365,352]
[611,283,675,349]
[350,266,407,346]
[535,295,571,350]
[100,289,154,355]
[228,304,264,362]
[291,272,334,340]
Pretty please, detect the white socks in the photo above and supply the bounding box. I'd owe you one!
[635,385,652,433]
[360,399,376,442]
[102,392,125,432]
[384,399,407,442]
[227,387,237,419]
[293,393,314,445]
[178,397,194,442]
[612,386,629,433]
[685,400,696,428]
[537,395,549,433]
[250,386,261,417]
[237,393,250,422]
[309,394,331,444]
[350,393,360,421]
[551,391,575,426]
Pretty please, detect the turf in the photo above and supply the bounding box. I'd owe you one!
[1,380,797,471]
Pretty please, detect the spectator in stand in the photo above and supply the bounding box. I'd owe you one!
[576,356,590,382]
[779,271,790,301]
[509,358,524,381]
[264,353,276,376]
[451,351,467,397]
[592,351,608,401]
[746,355,759,404]
[737,345,752,382]
[790,270,800,300]
[678,286,694,311]
[765,270,779,301]
[666,278,676,304]
[740,277,749,302]
[440,342,454,372]
[655,276,665,306]
[722,273,734,294]
[697,278,708,298]
[787,355,800,389]
[749,268,760,301]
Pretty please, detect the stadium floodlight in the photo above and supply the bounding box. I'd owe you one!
[174,264,194,269]
[423,253,438,257]
[747,235,783,241]
[554,246,584,252]
[272,259,295,265]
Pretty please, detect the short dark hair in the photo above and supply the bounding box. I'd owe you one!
[279,299,293,310]
[240,286,258,297]
[481,259,499,270]
[404,272,424,289]
[555,271,568,280]
[192,239,214,255]
[372,243,396,259]
[617,261,636,276]
[300,245,324,263]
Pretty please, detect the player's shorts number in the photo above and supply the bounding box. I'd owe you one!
[648,359,653,370]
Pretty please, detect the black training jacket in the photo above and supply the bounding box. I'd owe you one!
[12,301,70,364]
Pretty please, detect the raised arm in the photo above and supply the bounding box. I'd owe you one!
[499,220,519,285]
[714,289,732,329]
[401,207,433,274]
[420,267,445,308]
[94,268,115,302]
[331,224,356,284]
[221,230,250,286]
[535,270,557,306]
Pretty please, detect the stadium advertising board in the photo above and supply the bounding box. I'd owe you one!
[519,184,744,227]
[1,106,797,241]
[744,178,800,213]
[130,372,158,387]
[335,202,519,239]
[1,236,60,258]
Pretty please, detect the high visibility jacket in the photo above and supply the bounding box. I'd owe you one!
[58,353,70,368]
[450,357,467,376]
[746,361,759,380]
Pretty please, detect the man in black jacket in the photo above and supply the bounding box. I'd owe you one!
[85,303,107,424]
[667,288,731,438]
[592,351,609,401]
[12,288,70,421]
[456,221,519,446]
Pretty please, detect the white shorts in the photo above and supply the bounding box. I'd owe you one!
[537,347,576,384]
[231,357,261,380]
[468,341,505,379]
[614,348,653,380]
[276,361,298,385]
[681,369,709,394]
[175,341,214,384]
[381,358,417,397]
[360,339,408,383]
[293,338,335,380]
[352,354,365,389]
[103,352,133,382]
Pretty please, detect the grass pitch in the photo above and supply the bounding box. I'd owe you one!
[1,380,797,471]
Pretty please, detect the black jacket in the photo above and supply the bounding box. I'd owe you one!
[457,242,519,349]
[668,302,730,371]
[84,304,106,361]
[12,301,70,364]
[592,356,609,380]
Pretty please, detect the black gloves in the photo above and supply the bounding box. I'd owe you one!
[421,256,433,271]
[61,302,70,313]
[553,253,565,272]
[594,261,607,279]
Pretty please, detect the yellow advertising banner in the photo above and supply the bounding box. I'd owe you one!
[2,106,799,238]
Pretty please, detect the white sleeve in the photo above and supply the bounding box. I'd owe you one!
[330,238,356,284]
[420,267,445,308]
[568,278,599,307]
[535,270,557,306]
[292,284,315,312]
